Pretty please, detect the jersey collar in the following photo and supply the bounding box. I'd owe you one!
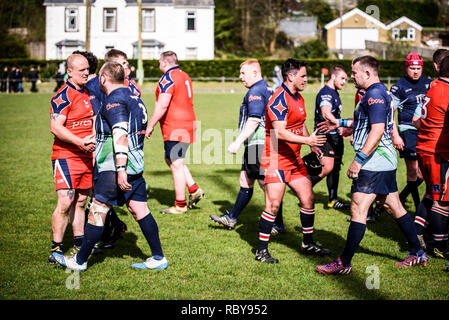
[66,80,85,93]
[281,83,298,101]
[165,66,179,74]
[438,77,449,86]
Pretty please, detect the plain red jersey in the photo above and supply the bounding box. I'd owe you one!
[50,81,94,160]
[417,78,449,160]
[155,66,196,143]
[261,84,307,170]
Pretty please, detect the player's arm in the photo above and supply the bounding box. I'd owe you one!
[50,113,95,153]
[228,117,260,154]
[145,92,172,139]
[389,86,404,150]
[272,120,326,147]
[316,116,353,134]
[412,101,423,129]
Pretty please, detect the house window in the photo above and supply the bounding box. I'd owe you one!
[142,9,155,32]
[104,8,117,32]
[392,27,415,41]
[186,11,196,31]
[186,47,198,59]
[65,8,78,32]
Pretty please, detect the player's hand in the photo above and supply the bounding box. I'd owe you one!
[339,127,353,138]
[311,146,323,158]
[80,134,96,153]
[316,120,339,134]
[392,133,404,151]
[117,170,132,192]
[227,141,241,154]
[347,160,362,180]
[307,129,327,147]
[145,126,154,140]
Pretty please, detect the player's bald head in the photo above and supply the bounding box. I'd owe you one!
[67,54,88,70]
[352,55,379,76]
[240,59,261,74]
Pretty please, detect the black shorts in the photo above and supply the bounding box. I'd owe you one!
[164,141,190,161]
[318,133,344,158]
[399,129,418,160]
[94,171,147,207]
[241,144,264,180]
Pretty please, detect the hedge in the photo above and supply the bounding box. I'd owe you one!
[0,58,436,80]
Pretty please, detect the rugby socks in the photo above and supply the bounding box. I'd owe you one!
[188,183,199,194]
[428,206,449,252]
[399,179,423,209]
[414,197,432,235]
[137,212,164,260]
[73,235,84,248]
[341,221,366,267]
[258,211,276,251]
[311,175,322,187]
[395,213,421,255]
[327,169,340,203]
[274,202,284,228]
[76,224,104,264]
[228,187,253,220]
[175,199,187,208]
[300,207,315,244]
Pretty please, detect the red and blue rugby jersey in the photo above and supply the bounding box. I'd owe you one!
[261,83,307,170]
[50,80,94,160]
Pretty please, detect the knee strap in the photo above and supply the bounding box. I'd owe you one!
[88,202,109,226]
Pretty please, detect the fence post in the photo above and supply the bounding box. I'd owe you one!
[221,76,225,93]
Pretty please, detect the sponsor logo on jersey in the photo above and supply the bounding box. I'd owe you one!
[248,95,262,102]
[367,97,384,105]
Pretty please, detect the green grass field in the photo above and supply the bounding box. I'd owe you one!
[0,84,448,300]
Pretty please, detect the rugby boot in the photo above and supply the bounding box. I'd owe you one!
[160,205,188,214]
[209,213,237,229]
[316,257,352,275]
[395,251,429,268]
[188,188,205,208]
[255,249,279,263]
[301,242,331,256]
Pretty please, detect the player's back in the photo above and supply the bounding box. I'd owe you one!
[417,78,449,159]
[51,81,94,160]
[156,66,195,143]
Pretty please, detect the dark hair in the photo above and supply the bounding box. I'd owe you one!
[72,50,98,74]
[104,49,127,62]
[433,48,449,65]
[330,65,346,76]
[100,62,125,84]
[352,55,379,75]
[439,56,449,77]
[281,58,307,81]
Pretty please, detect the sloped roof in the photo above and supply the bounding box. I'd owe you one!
[325,8,387,30]
[386,16,422,31]
[55,39,85,46]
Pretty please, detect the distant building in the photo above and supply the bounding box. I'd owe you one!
[279,16,317,47]
[324,8,423,53]
[43,0,215,60]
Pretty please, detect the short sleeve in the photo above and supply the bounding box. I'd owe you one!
[158,73,175,94]
[102,98,129,127]
[50,87,71,116]
[247,87,267,118]
[366,90,389,124]
[267,94,288,121]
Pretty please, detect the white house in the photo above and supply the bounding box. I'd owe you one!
[43,0,215,60]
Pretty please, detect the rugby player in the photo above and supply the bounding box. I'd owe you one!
[415,55,449,260]
[311,65,350,210]
[209,59,285,232]
[390,53,431,212]
[315,56,428,275]
[255,58,330,263]
[145,51,204,214]
[48,54,95,263]
[52,62,167,271]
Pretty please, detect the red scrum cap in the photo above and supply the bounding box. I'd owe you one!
[405,52,423,66]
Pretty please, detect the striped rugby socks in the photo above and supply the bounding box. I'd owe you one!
[258,211,276,251]
[429,206,449,252]
[300,207,315,244]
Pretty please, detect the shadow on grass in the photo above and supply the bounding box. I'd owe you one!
[209,195,404,299]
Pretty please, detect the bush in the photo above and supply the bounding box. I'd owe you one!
[0,58,436,80]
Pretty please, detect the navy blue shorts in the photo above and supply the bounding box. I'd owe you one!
[164,141,190,161]
[93,171,147,207]
[399,130,418,160]
[351,169,398,195]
